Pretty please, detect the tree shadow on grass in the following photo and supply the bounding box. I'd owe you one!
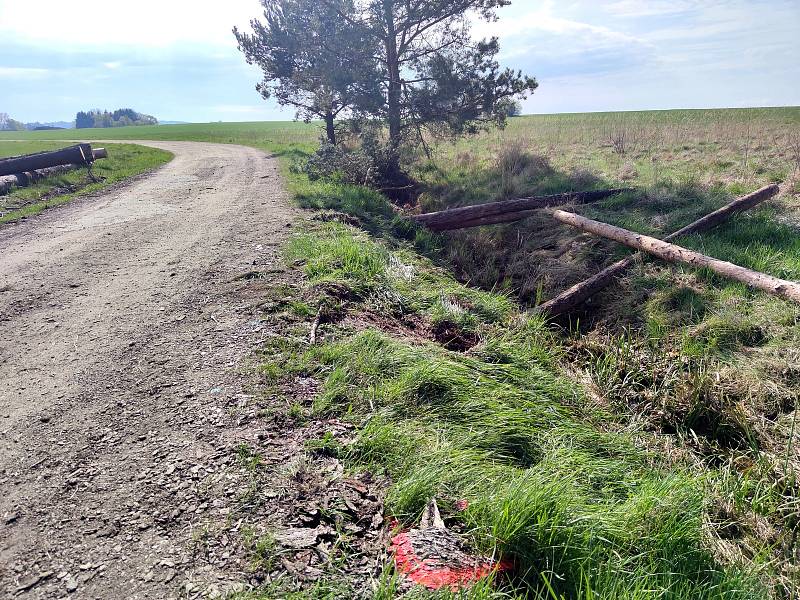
[295,146,797,322]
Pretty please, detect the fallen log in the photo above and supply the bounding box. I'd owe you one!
[535,184,781,316]
[0,143,94,177]
[444,208,543,229]
[412,188,631,232]
[550,205,800,304]
[0,165,82,195]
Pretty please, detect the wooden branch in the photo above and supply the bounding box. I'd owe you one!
[412,188,631,232]
[309,307,323,345]
[550,204,800,304]
[535,184,781,316]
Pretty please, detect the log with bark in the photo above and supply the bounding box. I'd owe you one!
[0,146,109,195]
[549,204,800,304]
[0,143,95,178]
[411,188,631,232]
[535,184,781,316]
[0,165,83,195]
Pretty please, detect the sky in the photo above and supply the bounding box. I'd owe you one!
[1,0,798,123]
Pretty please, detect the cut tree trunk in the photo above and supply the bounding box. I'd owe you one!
[412,188,630,232]
[444,208,543,229]
[550,205,800,304]
[0,144,94,177]
[535,184,781,316]
[0,165,82,195]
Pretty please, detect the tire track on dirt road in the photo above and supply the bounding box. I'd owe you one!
[0,141,297,598]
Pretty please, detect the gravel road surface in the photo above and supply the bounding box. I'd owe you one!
[0,141,296,598]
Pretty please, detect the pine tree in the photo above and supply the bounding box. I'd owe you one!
[234,0,382,145]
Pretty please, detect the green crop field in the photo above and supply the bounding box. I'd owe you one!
[0,120,319,158]
[3,108,799,598]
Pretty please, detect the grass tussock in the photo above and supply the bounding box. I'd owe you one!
[264,217,789,599]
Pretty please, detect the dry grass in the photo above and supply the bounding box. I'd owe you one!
[410,107,800,598]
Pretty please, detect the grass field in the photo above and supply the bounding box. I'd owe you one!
[0,121,318,157]
[268,108,799,598]
[5,108,799,597]
[0,141,172,223]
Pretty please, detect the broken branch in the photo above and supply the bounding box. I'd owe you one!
[309,307,323,344]
[535,184,781,316]
[550,206,800,304]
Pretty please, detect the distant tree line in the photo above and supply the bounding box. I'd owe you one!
[0,112,26,131]
[75,109,158,129]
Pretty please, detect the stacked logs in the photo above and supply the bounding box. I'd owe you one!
[0,144,108,195]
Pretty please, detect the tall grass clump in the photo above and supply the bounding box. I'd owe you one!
[272,221,772,599]
[287,223,391,299]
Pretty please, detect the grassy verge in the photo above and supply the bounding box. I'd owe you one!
[256,215,778,599]
[0,142,173,223]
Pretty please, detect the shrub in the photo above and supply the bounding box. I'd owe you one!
[301,128,418,202]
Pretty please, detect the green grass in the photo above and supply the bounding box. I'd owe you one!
[9,109,796,596]
[0,120,319,160]
[265,220,774,599]
[0,141,172,223]
[248,108,798,598]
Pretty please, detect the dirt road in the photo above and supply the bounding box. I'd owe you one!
[0,141,296,598]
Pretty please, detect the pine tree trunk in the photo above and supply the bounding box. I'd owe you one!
[382,0,403,179]
[411,189,629,231]
[0,144,94,177]
[535,184,780,316]
[0,165,81,195]
[325,112,337,145]
[551,208,800,304]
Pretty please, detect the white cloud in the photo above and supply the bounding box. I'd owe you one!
[474,2,645,47]
[604,0,697,18]
[472,0,652,70]
[0,66,49,78]
[0,0,263,48]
